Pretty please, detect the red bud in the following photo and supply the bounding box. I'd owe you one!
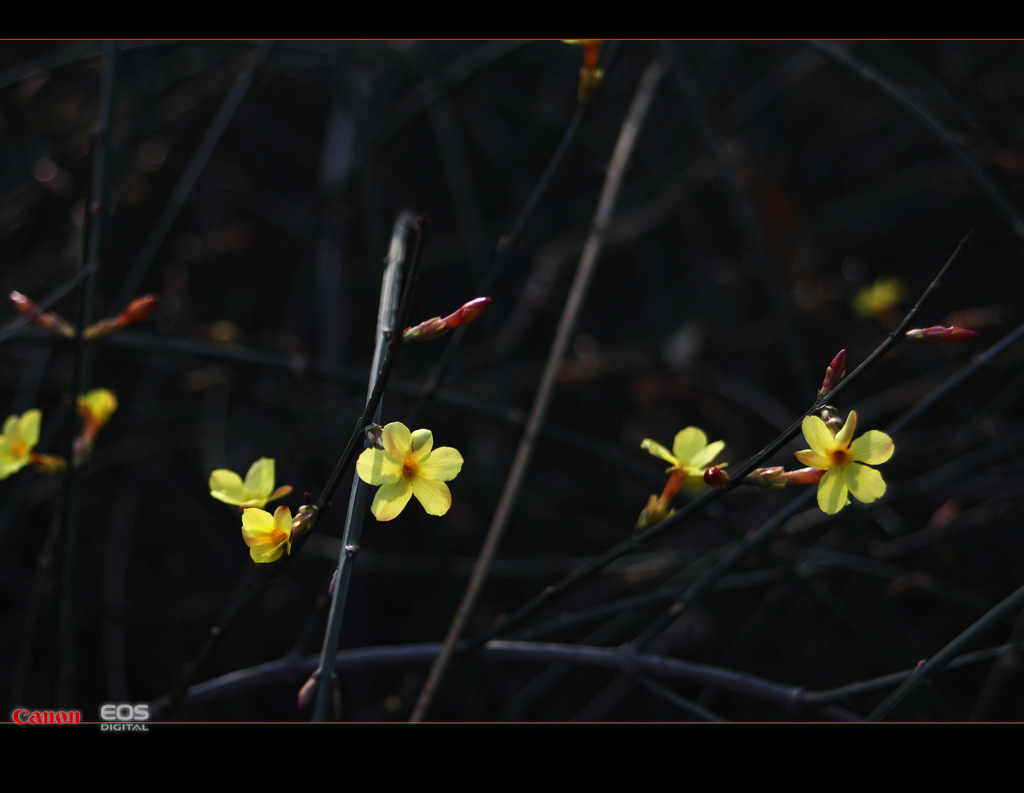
[123,295,157,324]
[905,326,980,344]
[817,349,846,399]
[10,290,75,338]
[704,466,730,488]
[404,297,491,343]
[442,297,491,329]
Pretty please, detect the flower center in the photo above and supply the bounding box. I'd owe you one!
[402,458,417,480]
[11,442,26,458]
[830,448,851,467]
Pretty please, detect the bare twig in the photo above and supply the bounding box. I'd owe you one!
[811,41,1024,239]
[115,41,274,309]
[464,231,973,651]
[409,57,668,722]
[660,41,814,396]
[148,637,1024,719]
[56,41,119,707]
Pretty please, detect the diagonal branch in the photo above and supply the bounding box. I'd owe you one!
[409,56,668,722]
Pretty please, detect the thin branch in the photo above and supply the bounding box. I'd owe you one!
[310,213,414,721]
[632,674,726,722]
[867,583,1024,720]
[56,41,119,707]
[410,56,668,722]
[404,104,587,426]
[10,327,665,490]
[148,637,1024,719]
[660,41,814,397]
[811,41,1024,239]
[806,640,1024,707]
[404,42,624,427]
[114,41,274,310]
[464,231,973,650]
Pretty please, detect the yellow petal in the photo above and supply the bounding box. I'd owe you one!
[241,507,275,543]
[242,507,288,562]
[410,429,433,463]
[356,447,403,485]
[210,469,249,505]
[846,463,886,503]
[381,422,412,461]
[2,415,18,439]
[417,446,463,482]
[689,439,725,469]
[673,427,709,465]
[249,542,285,564]
[835,411,857,450]
[794,449,831,469]
[849,430,894,466]
[641,439,677,466]
[244,458,275,498]
[817,467,850,514]
[370,479,413,521]
[18,409,41,448]
[411,476,452,516]
[801,415,836,457]
[273,504,292,532]
[80,390,117,425]
[273,505,293,554]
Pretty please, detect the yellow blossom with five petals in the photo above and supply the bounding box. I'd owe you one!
[209,457,293,510]
[641,427,726,496]
[241,505,294,563]
[795,410,894,515]
[356,422,463,521]
[0,409,40,480]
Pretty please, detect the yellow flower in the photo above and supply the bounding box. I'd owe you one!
[356,422,463,521]
[209,457,293,510]
[640,427,726,496]
[77,388,118,428]
[852,276,905,319]
[241,505,293,563]
[795,410,894,515]
[0,409,41,480]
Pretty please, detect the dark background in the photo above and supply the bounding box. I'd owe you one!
[2,40,1023,721]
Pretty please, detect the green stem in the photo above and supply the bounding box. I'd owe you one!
[56,41,119,708]
[310,213,416,721]
[867,583,1024,720]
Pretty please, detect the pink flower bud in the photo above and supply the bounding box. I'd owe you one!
[442,297,491,329]
[817,349,846,399]
[403,298,491,343]
[905,326,980,344]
